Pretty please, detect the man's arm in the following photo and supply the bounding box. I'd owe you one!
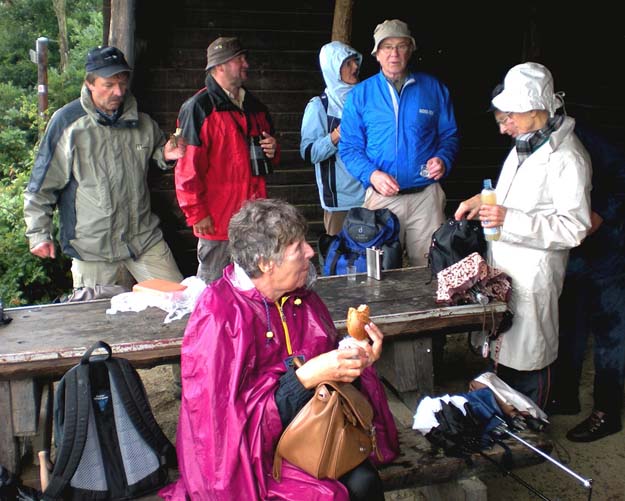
[432,81,460,178]
[174,99,212,227]
[338,90,379,189]
[149,120,187,170]
[24,111,74,257]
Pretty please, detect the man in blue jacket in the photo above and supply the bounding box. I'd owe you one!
[339,19,459,266]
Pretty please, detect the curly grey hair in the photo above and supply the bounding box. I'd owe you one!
[228,199,308,278]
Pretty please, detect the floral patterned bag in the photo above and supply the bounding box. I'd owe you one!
[436,252,512,306]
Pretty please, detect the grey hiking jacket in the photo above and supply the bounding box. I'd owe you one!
[24,85,170,262]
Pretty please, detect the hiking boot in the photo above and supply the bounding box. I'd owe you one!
[566,410,622,442]
[545,397,581,416]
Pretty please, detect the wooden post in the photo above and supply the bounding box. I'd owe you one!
[108,0,135,69]
[36,37,49,120]
[332,0,353,43]
[102,0,111,46]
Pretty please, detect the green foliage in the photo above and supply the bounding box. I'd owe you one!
[0,86,40,182]
[0,0,58,87]
[0,170,72,306]
[49,9,103,106]
[0,0,102,305]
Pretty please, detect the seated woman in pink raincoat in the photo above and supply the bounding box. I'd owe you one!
[160,198,399,501]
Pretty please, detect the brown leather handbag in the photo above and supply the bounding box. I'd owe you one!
[272,380,381,481]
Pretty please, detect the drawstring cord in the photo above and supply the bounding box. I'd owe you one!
[262,298,275,345]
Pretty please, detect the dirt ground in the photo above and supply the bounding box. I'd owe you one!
[137,333,624,501]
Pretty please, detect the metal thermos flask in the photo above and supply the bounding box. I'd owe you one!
[366,247,383,280]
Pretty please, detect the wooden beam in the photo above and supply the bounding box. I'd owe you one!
[332,0,353,44]
[108,0,135,68]
[102,0,111,46]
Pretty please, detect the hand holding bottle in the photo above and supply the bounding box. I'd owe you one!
[480,179,502,241]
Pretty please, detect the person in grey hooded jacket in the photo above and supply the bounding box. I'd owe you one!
[300,41,364,235]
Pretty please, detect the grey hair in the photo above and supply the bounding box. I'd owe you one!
[228,199,308,278]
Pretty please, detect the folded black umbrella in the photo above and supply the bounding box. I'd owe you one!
[424,400,486,460]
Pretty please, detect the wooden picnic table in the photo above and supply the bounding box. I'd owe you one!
[0,266,508,474]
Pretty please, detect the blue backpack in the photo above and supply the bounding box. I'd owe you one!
[320,207,402,276]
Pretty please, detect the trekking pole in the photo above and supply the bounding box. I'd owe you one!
[492,415,593,500]
[477,451,552,501]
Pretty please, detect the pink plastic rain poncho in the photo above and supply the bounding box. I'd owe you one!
[160,264,399,500]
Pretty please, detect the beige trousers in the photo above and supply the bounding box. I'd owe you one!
[70,238,183,288]
[363,183,446,266]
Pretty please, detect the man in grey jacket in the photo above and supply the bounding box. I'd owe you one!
[24,46,186,292]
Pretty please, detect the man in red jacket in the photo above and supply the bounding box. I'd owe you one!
[175,37,280,283]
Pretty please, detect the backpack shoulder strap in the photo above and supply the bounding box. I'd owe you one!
[106,358,177,467]
[323,236,345,276]
[319,92,328,113]
[43,364,91,499]
[319,92,341,133]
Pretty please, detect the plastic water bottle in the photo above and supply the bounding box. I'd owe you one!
[481,179,501,241]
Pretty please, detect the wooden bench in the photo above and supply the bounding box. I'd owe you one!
[127,385,552,500]
[378,390,551,498]
[128,426,551,500]
[0,267,509,476]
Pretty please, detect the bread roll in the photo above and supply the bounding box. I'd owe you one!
[346,304,370,341]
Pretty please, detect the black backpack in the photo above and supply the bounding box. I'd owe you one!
[427,218,487,278]
[319,207,403,276]
[43,341,176,500]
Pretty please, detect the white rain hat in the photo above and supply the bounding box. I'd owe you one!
[371,19,416,55]
[491,62,561,115]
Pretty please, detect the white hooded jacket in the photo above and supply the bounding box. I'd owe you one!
[300,42,365,211]
[491,115,592,370]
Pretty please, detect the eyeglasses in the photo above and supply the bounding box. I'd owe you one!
[495,113,512,126]
[378,43,411,54]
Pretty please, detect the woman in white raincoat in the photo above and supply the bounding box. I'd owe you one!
[454,62,592,407]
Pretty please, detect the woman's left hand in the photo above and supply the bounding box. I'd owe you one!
[479,203,507,228]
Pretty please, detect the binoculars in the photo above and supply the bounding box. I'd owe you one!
[249,136,273,176]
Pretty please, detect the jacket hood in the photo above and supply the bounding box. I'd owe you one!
[491,62,563,116]
[319,41,362,118]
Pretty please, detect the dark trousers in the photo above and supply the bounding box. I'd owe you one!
[489,361,552,409]
[554,272,625,416]
[339,460,385,501]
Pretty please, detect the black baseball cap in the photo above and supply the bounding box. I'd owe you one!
[85,46,132,77]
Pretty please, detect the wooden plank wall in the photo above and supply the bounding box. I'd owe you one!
[133,0,333,276]
[132,1,625,278]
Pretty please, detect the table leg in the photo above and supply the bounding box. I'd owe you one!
[10,379,39,436]
[0,381,20,474]
[377,335,434,395]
